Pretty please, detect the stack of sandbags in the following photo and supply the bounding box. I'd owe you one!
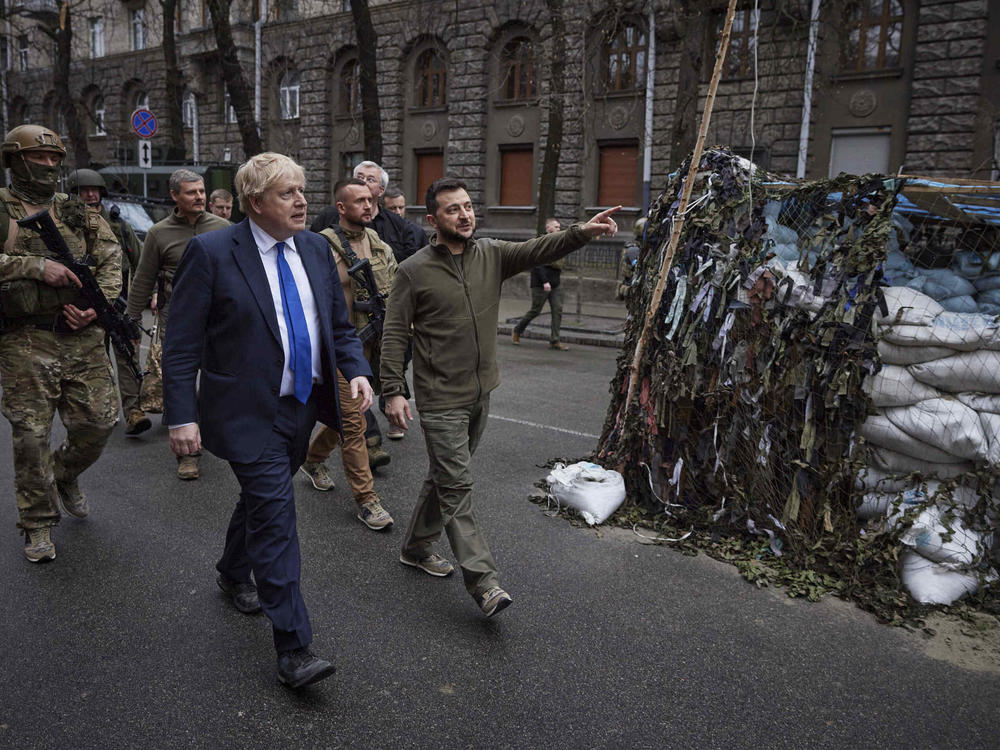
[857,285,999,603]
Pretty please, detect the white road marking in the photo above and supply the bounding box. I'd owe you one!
[490,414,599,439]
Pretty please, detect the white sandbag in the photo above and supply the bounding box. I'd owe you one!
[780,267,826,312]
[899,550,981,605]
[855,467,912,493]
[876,286,944,327]
[877,340,955,366]
[979,303,1000,316]
[908,350,1000,394]
[868,446,973,477]
[900,506,987,567]
[939,295,978,314]
[860,414,968,463]
[863,366,941,407]
[857,486,928,520]
[918,268,977,299]
[546,461,625,525]
[883,398,989,462]
[879,312,1000,351]
[978,411,1000,466]
[956,392,1000,413]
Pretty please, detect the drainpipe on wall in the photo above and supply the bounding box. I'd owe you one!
[642,5,656,213]
[255,0,267,129]
[796,0,822,179]
[192,96,200,164]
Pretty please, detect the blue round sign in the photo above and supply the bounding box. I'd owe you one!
[131,108,157,138]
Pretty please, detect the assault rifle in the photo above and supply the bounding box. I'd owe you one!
[347,256,387,344]
[18,209,143,380]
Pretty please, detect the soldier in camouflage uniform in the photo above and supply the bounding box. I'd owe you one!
[0,125,122,563]
[68,168,148,436]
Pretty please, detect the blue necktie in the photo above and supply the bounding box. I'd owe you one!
[275,241,313,404]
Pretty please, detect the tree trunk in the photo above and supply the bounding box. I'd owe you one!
[670,2,708,168]
[160,0,187,162]
[50,3,90,166]
[349,0,382,163]
[536,0,565,234]
[207,0,262,158]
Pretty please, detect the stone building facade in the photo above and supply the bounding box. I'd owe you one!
[3,0,997,236]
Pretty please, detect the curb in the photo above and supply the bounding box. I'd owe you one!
[496,322,624,349]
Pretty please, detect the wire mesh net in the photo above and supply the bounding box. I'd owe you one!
[595,148,1000,612]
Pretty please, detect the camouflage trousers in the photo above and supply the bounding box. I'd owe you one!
[0,325,119,530]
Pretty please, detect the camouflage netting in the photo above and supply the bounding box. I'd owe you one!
[593,148,1000,618]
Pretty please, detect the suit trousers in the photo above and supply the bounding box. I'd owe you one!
[217,392,317,654]
[305,371,375,506]
[402,396,499,595]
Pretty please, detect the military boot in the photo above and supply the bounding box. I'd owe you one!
[177,454,200,480]
[56,479,89,519]
[24,528,55,563]
[366,436,391,470]
[124,409,152,436]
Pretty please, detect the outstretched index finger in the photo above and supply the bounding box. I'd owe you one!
[593,205,623,221]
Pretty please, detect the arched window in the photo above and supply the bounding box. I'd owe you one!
[842,0,904,71]
[279,70,300,120]
[500,37,534,101]
[602,22,646,92]
[134,91,149,111]
[340,59,361,115]
[415,48,446,108]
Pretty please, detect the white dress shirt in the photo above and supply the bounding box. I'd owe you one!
[248,218,323,396]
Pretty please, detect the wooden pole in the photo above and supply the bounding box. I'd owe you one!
[622,0,740,415]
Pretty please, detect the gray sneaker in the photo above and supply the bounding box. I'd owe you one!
[56,479,89,519]
[299,461,335,491]
[24,528,55,563]
[357,498,393,530]
[476,586,513,617]
[399,551,454,577]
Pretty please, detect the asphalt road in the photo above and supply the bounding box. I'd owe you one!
[1,336,997,749]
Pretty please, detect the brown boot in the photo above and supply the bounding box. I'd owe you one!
[125,409,152,436]
[177,454,200,480]
[511,331,521,345]
[366,437,391,470]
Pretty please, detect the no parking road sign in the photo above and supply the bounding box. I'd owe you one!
[131,108,157,138]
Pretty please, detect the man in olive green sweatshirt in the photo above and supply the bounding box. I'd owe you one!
[381,176,619,617]
[127,169,229,479]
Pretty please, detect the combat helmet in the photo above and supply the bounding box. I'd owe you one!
[67,168,107,196]
[633,216,647,239]
[2,124,66,168]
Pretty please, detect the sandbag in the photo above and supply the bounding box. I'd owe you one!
[939,295,978,314]
[856,486,928,521]
[899,550,981,605]
[855,467,912,493]
[908,350,1000,394]
[956,392,1000,413]
[879,312,1000,351]
[546,461,625,525]
[868,446,973,477]
[976,288,1000,306]
[860,414,968,464]
[876,340,955,366]
[863,366,941,407]
[883,398,989,462]
[973,274,1000,292]
[978,411,1000,466]
[899,506,987,567]
[876,286,944,327]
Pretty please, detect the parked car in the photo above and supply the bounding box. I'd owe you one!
[105,195,159,241]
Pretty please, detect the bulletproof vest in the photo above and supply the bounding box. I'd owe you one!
[0,188,93,317]
[321,226,394,333]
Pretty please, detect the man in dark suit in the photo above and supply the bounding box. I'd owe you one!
[163,152,373,689]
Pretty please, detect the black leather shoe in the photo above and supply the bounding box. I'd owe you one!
[277,648,336,689]
[216,575,261,614]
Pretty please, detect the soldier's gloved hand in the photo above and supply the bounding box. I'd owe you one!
[386,395,412,432]
[43,259,82,288]
[62,304,97,330]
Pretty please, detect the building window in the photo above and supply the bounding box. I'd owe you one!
[842,0,904,72]
[279,71,300,120]
[273,0,297,20]
[340,59,361,115]
[131,8,147,51]
[716,8,757,79]
[416,151,444,204]
[89,17,105,58]
[223,88,237,123]
[499,37,535,101]
[17,35,28,72]
[598,143,638,206]
[134,92,149,112]
[415,49,446,108]
[92,96,106,136]
[182,91,197,128]
[602,22,646,92]
[340,151,363,179]
[499,146,533,205]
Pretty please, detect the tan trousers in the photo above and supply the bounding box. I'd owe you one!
[305,370,375,506]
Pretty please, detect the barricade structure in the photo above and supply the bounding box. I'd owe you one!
[596,147,1000,611]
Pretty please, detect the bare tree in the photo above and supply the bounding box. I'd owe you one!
[535,0,566,234]
[206,0,262,157]
[160,0,186,161]
[669,2,709,168]
[348,0,382,163]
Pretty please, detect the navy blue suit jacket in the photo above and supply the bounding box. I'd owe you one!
[162,218,371,464]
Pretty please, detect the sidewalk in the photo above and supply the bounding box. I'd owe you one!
[497,295,627,348]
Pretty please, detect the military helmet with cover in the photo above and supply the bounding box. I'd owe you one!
[2,124,66,169]
[67,168,107,196]
[633,216,647,239]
